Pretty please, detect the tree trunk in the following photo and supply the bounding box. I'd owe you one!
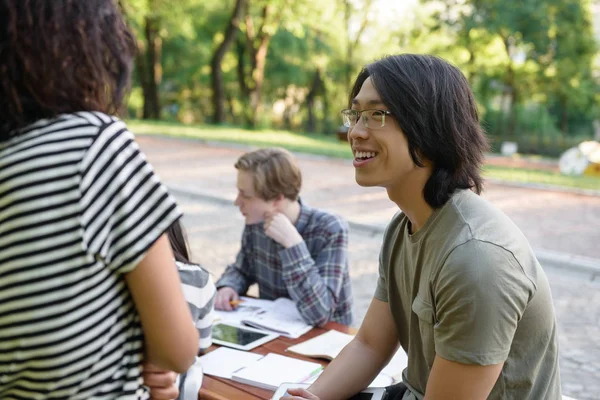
[559,95,568,135]
[501,35,518,138]
[211,0,247,124]
[248,36,270,128]
[305,69,324,133]
[226,92,239,124]
[507,87,518,138]
[239,2,289,128]
[143,15,162,120]
[235,36,252,126]
[135,45,148,119]
[321,82,330,134]
[344,0,352,93]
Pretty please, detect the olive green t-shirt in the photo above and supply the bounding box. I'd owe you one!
[375,190,561,399]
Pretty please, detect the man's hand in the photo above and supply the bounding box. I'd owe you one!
[214,286,240,311]
[143,363,179,400]
[264,212,303,249]
[281,387,320,400]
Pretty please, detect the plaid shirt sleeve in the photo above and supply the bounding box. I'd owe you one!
[279,218,349,327]
[215,229,254,295]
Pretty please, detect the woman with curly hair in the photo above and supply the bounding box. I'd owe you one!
[0,1,198,398]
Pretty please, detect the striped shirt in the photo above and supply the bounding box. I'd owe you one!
[216,201,353,327]
[175,261,216,352]
[175,262,215,400]
[0,112,181,399]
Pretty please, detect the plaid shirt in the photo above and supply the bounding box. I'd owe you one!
[216,200,353,327]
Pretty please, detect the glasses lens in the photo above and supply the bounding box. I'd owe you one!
[370,110,385,128]
[341,110,358,127]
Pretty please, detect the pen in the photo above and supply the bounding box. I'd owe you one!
[230,300,245,306]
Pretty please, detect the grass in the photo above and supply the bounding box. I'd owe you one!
[127,119,353,159]
[483,165,600,191]
[127,119,600,192]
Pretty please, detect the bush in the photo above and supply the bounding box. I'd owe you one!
[482,106,594,157]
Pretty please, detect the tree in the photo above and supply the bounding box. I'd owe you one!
[120,0,189,120]
[343,0,374,92]
[211,0,247,124]
[542,0,598,134]
[236,0,294,127]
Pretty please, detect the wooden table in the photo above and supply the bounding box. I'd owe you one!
[198,322,356,400]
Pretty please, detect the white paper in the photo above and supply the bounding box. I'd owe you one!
[215,297,312,339]
[213,296,272,325]
[368,373,393,388]
[232,353,323,391]
[286,330,354,359]
[302,366,393,388]
[380,348,408,382]
[243,298,312,338]
[198,347,263,379]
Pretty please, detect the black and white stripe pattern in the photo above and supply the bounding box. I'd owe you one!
[174,262,215,400]
[0,112,181,399]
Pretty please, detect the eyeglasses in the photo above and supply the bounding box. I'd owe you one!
[340,109,392,129]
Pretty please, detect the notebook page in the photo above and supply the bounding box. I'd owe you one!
[232,353,323,391]
[243,298,312,338]
[198,347,263,379]
[286,330,354,359]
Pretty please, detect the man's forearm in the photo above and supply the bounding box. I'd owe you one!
[280,242,344,326]
[309,338,391,400]
[284,264,335,326]
[215,266,250,294]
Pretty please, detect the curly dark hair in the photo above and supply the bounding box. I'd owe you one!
[0,0,136,139]
[350,54,489,208]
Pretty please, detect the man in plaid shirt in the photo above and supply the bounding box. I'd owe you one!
[214,148,353,327]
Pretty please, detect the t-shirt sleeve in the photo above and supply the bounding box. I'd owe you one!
[79,118,182,274]
[433,240,536,365]
[374,249,389,302]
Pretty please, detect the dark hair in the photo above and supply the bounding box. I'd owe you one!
[0,0,136,139]
[166,219,194,265]
[350,54,489,208]
[167,220,210,276]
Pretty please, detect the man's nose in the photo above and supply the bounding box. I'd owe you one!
[348,118,368,141]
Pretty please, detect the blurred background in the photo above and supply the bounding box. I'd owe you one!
[118,0,600,159]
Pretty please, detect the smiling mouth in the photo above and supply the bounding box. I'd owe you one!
[354,151,378,161]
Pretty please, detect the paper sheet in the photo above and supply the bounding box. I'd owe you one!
[198,347,263,379]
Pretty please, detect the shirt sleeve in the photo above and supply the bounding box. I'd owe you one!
[176,261,217,352]
[215,228,255,294]
[374,249,389,302]
[433,240,536,366]
[79,118,181,274]
[279,216,350,327]
[374,211,405,303]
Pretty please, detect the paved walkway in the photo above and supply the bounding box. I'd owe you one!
[138,135,600,263]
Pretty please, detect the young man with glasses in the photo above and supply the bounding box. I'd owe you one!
[284,54,561,400]
[214,148,354,327]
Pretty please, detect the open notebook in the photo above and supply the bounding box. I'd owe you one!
[286,329,408,382]
[231,353,323,391]
[286,329,353,360]
[215,297,312,339]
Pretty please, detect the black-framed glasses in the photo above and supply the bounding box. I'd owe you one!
[340,109,392,129]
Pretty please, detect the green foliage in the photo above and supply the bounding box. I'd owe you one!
[122,0,600,149]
